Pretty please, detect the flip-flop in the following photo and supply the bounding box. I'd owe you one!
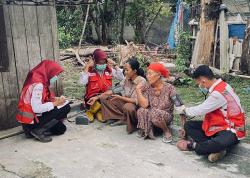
[110,120,125,127]
[162,136,173,143]
[137,130,145,138]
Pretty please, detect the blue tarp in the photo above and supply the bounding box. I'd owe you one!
[167,0,190,49]
[228,24,246,39]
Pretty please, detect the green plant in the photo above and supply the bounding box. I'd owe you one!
[58,27,72,49]
[175,30,192,72]
[57,7,84,48]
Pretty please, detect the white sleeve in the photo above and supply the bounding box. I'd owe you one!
[111,67,124,81]
[31,83,54,113]
[79,72,89,86]
[185,91,227,117]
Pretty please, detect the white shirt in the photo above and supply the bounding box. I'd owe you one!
[79,67,124,85]
[30,83,54,113]
[185,79,227,117]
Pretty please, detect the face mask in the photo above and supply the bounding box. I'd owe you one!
[96,64,107,71]
[199,84,209,94]
[50,76,58,84]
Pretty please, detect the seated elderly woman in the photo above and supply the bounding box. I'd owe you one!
[136,63,182,143]
[100,57,146,133]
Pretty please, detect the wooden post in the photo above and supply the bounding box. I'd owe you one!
[219,4,229,73]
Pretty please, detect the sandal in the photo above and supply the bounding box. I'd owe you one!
[137,129,145,138]
[162,136,173,143]
[110,120,125,127]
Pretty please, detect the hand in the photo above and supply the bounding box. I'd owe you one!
[107,58,117,67]
[110,94,122,101]
[83,59,94,71]
[175,105,186,115]
[178,128,186,139]
[87,96,99,106]
[53,96,65,106]
[136,82,144,93]
[180,114,186,127]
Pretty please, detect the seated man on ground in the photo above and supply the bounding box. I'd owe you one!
[136,63,184,143]
[17,60,71,143]
[79,49,124,122]
[176,65,246,162]
[100,57,146,133]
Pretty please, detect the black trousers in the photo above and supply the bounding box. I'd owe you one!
[23,104,71,135]
[184,121,239,155]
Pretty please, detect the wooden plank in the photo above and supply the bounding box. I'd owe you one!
[23,5,42,69]
[36,6,54,60]
[8,5,30,90]
[219,9,229,73]
[0,5,9,72]
[0,126,23,140]
[0,73,8,130]
[50,4,59,61]
[50,4,63,96]
[0,5,22,130]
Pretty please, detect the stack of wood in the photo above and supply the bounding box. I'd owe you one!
[60,42,175,67]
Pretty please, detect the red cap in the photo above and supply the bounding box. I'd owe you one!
[148,63,169,78]
[93,49,107,63]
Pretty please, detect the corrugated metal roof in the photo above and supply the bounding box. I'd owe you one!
[223,0,250,13]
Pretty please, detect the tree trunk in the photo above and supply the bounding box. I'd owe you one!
[119,0,126,43]
[240,19,250,75]
[144,5,163,40]
[192,0,221,66]
[89,7,102,43]
[100,1,108,44]
[135,11,146,43]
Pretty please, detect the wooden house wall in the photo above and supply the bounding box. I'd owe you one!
[0,2,60,130]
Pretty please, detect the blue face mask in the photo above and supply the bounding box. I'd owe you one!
[50,76,58,84]
[96,64,107,72]
[199,85,209,94]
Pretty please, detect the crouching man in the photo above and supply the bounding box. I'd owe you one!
[176,65,246,162]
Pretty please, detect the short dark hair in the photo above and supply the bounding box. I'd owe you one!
[192,65,214,79]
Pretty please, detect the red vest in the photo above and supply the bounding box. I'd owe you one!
[16,84,51,124]
[85,67,112,100]
[202,80,246,139]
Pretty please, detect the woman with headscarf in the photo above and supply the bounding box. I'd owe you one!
[100,57,146,133]
[79,49,124,122]
[136,63,178,143]
[16,60,71,143]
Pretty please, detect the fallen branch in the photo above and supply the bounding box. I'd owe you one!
[60,56,75,61]
[74,49,86,66]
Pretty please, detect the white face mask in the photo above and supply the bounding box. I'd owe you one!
[50,76,58,84]
[199,84,209,94]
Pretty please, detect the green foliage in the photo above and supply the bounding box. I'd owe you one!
[126,0,171,43]
[134,53,151,71]
[174,77,194,86]
[175,30,192,72]
[57,7,84,49]
[58,27,72,49]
